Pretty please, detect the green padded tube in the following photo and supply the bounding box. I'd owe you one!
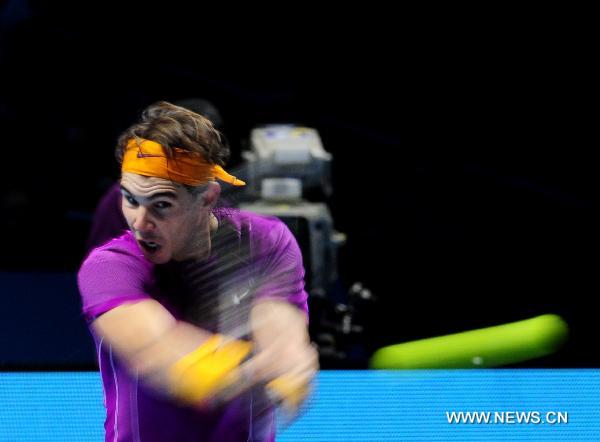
[370,314,569,369]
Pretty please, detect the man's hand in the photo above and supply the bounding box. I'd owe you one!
[246,300,319,410]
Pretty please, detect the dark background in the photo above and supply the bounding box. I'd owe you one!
[0,3,595,368]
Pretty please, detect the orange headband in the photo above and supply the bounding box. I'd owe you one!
[121,138,245,186]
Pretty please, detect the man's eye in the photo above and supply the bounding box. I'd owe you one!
[125,195,138,206]
[154,201,172,210]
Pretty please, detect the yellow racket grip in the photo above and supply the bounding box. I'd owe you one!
[266,374,309,411]
[168,335,253,404]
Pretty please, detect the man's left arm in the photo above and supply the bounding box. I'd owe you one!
[242,216,319,409]
[249,299,318,410]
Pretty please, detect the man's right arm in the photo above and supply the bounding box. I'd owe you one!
[92,299,212,392]
[92,299,257,406]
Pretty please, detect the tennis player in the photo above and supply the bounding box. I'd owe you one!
[78,101,317,441]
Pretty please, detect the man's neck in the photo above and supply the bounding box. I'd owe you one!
[174,213,219,262]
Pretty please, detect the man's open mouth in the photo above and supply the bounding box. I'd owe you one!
[138,239,161,254]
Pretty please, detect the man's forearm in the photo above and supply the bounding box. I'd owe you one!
[93,300,250,404]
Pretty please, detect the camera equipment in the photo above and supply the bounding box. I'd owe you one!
[237,124,374,367]
[238,125,342,297]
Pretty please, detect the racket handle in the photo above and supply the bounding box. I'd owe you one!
[266,374,308,412]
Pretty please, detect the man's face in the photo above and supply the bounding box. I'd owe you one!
[120,172,207,264]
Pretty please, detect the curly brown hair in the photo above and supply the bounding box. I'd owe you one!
[115,101,230,166]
